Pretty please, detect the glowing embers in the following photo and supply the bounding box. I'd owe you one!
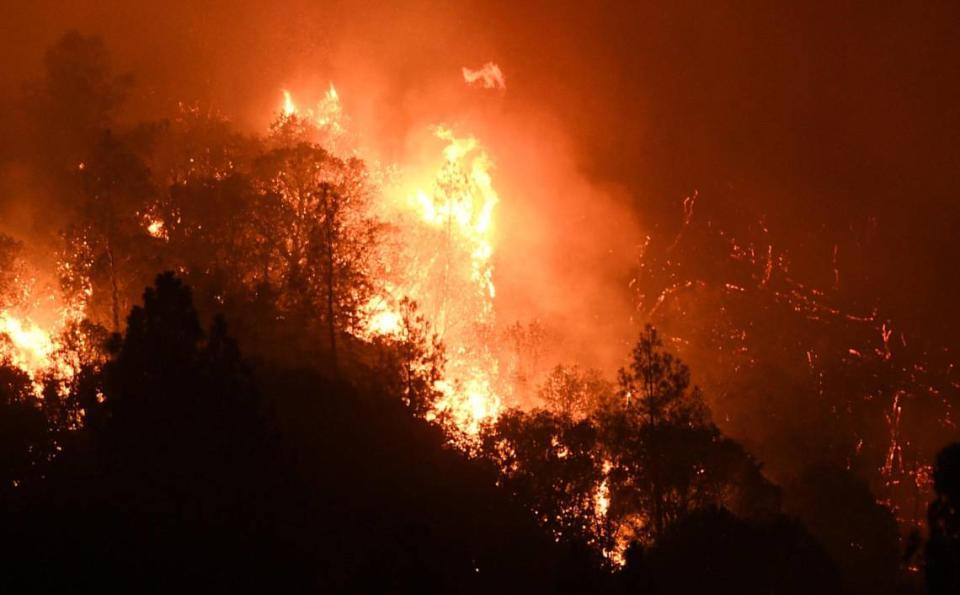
[144,216,168,240]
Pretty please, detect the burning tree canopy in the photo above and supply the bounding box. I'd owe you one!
[483,326,779,562]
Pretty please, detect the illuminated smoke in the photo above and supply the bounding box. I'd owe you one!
[462,62,506,90]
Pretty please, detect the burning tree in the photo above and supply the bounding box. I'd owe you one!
[253,139,384,370]
[370,298,446,417]
[0,235,25,311]
[61,131,158,332]
[481,408,611,550]
[539,364,614,421]
[601,325,778,543]
[483,325,779,562]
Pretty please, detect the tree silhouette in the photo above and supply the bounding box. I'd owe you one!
[539,364,614,420]
[599,324,776,541]
[0,364,48,496]
[483,325,778,558]
[154,174,268,311]
[633,506,843,595]
[254,142,384,371]
[481,408,611,550]
[372,298,446,416]
[23,30,132,173]
[616,324,704,428]
[60,131,158,331]
[785,465,901,595]
[927,442,960,595]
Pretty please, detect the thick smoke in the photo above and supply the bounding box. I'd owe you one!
[3,1,958,334]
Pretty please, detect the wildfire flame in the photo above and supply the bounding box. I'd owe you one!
[404,127,502,434]
[278,84,504,436]
[362,294,404,337]
[0,312,56,377]
[0,305,82,397]
[144,216,168,240]
[280,84,344,137]
[282,89,296,117]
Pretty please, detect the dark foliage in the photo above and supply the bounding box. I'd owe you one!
[484,325,780,555]
[0,365,49,495]
[785,465,902,595]
[0,274,608,593]
[927,442,960,595]
[623,506,843,595]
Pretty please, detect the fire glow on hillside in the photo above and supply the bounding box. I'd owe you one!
[0,44,952,561]
[273,72,504,436]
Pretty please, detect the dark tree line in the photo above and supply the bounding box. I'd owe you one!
[0,270,946,593]
[0,273,596,593]
[481,327,781,554]
[0,271,892,594]
[927,443,960,594]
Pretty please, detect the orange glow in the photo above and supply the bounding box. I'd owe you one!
[362,296,404,338]
[279,86,504,436]
[0,304,82,397]
[0,312,56,377]
[282,89,296,117]
[401,127,502,434]
[145,216,167,240]
[279,84,343,136]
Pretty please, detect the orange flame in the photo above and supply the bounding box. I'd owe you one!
[279,85,343,135]
[0,305,82,397]
[279,86,505,435]
[0,312,56,377]
[282,89,296,117]
[144,216,168,240]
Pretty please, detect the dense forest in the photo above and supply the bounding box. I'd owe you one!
[0,31,958,594]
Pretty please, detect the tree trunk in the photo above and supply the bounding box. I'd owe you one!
[106,239,121,332]
[323,188,339,377]
[326,256,338,376]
